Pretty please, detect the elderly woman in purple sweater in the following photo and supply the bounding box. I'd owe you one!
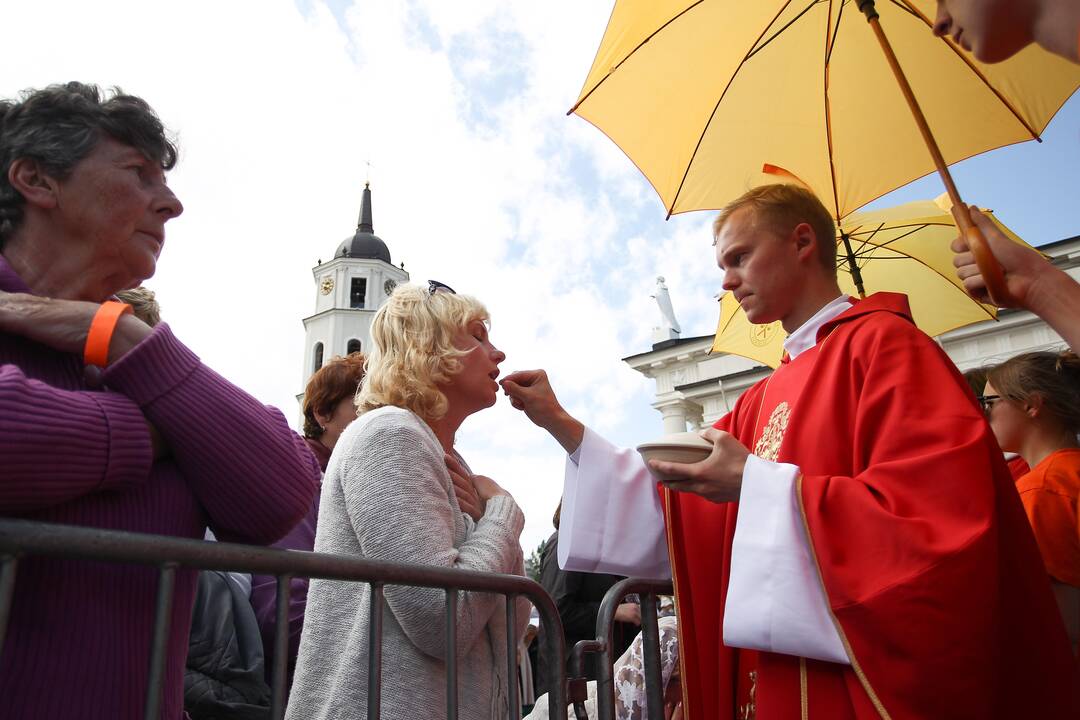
[0,83,320,720]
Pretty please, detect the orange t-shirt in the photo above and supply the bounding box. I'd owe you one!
[1015,448,1080,587]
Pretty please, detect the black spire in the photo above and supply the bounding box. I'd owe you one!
[335,181,391,264]
[357,182,373,233]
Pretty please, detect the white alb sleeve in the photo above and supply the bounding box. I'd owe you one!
[558,427,671,580]
[723,454,850,664]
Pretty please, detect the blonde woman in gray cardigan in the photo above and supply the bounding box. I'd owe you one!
[287,282,530,720]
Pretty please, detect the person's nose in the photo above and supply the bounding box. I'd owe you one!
[932,4,952,37]
[721,268,739,292]
[491,346,506,365]
[155,184,184,221]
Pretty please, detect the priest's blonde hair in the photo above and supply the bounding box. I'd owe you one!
[357,284,489,421]
[713,184,837,270]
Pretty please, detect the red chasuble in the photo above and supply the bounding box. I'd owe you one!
[659,293,1078,720]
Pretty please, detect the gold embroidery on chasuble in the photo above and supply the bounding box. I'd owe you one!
[738,671,758,720]
[753,401,791,462]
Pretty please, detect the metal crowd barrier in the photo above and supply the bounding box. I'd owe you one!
[568,578,675,720]
[0,518,568,720]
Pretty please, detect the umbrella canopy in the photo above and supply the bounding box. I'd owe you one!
[571,0,1080,221]
[710,197,1034,368]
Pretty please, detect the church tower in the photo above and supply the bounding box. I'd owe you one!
[301,183,409,388]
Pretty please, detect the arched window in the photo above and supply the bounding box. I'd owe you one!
[313,342,324,372]
[347,339,362,355]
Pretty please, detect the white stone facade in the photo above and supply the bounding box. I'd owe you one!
[625,236,1080,433]
[301,257,409,382]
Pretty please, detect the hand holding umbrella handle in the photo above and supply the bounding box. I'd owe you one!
[949,202,1011,307]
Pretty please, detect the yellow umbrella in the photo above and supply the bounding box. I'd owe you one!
[711,197,1035,368]
[571,0,1080,300]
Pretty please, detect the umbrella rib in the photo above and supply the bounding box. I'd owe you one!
[832,222,870,264]
[747,1,826,61]
[717,293,748,336]
[848,221,953,235]
[848,222,955,253]
[848,222,908,263]
[823,0,842,220]
[567,1,706,116]
[851,222,887,261]
[852,224,930,254]
[897,0,1042,141]
[851,224,948,266]
[861,222,885,247]
[857,255,924,260]
[848,222,955,255]
[718,307,741,336]
[824,0,846,66]
[666,0,798,218]
[885,0,920,19]
[854,229,882,267]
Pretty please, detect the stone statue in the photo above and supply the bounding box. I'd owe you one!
[651,276,681,342]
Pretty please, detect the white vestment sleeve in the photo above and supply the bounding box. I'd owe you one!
[557,427,671,580]
[723,454,850,664]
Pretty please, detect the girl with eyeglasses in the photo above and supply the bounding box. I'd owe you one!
[984,350,1080,655]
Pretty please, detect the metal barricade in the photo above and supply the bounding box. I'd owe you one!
[0,518,567,720]
[568,578,674,720]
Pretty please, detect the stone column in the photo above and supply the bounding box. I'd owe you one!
[685,405,705,432]
[655,399,704,435]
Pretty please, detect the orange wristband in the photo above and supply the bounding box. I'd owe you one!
[84,301,133,367]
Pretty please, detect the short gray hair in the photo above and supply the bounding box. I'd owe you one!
[0,82,178,245]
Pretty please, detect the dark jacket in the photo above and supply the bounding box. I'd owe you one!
[184,571,271,720]
[535,533,636,698]
[249,437,326,692]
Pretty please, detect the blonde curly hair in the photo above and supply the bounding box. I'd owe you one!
[357,284,490,421]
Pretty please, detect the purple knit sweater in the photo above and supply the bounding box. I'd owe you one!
[249,437,327,694]
[0,256,320,720]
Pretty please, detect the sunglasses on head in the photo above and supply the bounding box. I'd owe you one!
[427,280,457,295]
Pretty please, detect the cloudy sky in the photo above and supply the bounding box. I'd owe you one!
[3,0,1079,552]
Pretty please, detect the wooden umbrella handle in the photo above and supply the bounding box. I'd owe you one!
[949,202,1010,306]
[858,1,1011,305]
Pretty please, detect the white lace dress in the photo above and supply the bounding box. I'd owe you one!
[526,616,679,720]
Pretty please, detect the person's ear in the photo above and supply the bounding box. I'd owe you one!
[313,407,332,430]
[792,222,816,261]
[8,158,60,210]
[1024,393,1044,419]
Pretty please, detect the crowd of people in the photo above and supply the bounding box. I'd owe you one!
[2,1,1080,718]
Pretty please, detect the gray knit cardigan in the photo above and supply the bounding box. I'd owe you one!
[286,406,529,720]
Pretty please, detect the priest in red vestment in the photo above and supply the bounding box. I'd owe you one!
[499,184,1077,719]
